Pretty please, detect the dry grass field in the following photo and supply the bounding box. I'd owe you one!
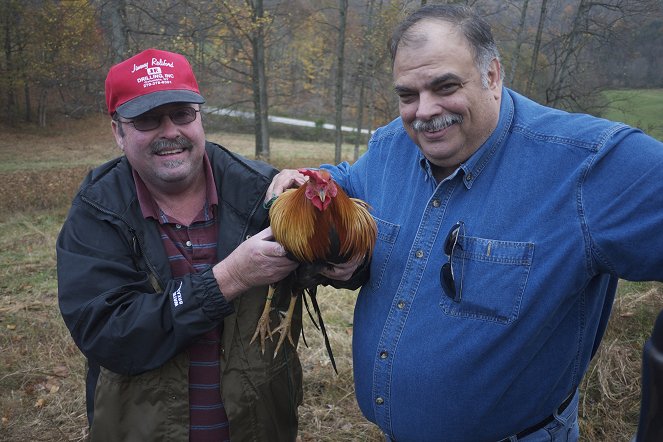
[0,115,660,441]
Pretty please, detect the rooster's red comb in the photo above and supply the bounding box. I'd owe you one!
[298,168,331,183]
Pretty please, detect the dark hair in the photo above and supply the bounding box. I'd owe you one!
[389,4,503,84]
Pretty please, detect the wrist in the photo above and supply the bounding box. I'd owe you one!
[212,260,246,301]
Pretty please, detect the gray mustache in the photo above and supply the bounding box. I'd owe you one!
[150,137,193,154]
[412,114,463,132]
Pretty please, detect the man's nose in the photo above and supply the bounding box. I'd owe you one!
[416,91,443,121]
[158,114,181,137]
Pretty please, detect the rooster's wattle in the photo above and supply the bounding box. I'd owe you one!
[250,168,377,371]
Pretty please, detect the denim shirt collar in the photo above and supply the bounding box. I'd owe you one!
[418,87,515,189]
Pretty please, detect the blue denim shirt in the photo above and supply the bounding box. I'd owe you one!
[321,87,663,441]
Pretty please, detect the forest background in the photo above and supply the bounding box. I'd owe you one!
[3,0,663,157]
[1,0,663,441]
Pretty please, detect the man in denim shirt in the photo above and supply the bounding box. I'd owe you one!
[271,4,663,441]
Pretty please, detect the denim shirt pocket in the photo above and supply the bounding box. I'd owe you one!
[440,235,534,325]
[369,217,400,290]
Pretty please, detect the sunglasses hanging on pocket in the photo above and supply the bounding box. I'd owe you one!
[441,221,465,302]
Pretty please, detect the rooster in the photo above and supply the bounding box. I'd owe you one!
[250,168,377,371]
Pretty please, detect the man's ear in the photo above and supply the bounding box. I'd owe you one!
[111,120,125,151]
[487,58,503,99]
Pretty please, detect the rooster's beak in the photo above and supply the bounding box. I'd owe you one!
[318,190,326,202]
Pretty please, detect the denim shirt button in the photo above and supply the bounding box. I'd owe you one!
[376,397,384,405]
[380,351,388,359]
[432,199,441,208]
[415,250,424,258]
[465,173,473,182]
[397,301,405,309]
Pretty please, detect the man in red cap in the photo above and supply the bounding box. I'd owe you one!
[56,49,356,441]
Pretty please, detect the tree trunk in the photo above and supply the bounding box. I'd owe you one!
[107,0,128,63]
[354,0,375,161]
[525,0,548,96]
[24,83,31,123]
[38,87,47,128]
[334,0,348,164]
[3,3,17,123]
[508,0,530,89]
[251,0,270,161]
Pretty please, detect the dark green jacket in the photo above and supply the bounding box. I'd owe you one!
[57,142,303,441]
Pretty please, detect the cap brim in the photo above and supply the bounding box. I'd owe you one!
[115,90,205,118]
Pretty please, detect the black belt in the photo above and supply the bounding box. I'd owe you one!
[498,390,575,441]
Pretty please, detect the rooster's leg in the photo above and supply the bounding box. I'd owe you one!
[272,293,298,357]
[250,285,275,354]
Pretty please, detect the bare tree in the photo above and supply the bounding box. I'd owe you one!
[353,0,376,161]
[251,0,270,160]
[545,0,591,108]
[525,0,548,96]
[106,0,129,63]
[2,1,20,123]
[541,0,650,110]
[333,0,348,164]
[7,0,662,131]
[508,0,531,88]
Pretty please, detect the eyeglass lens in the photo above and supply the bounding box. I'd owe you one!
[440,222,462,301]
[130,107,199,131]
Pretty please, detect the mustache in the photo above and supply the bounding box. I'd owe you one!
[150,137,193,154]
[411,114,463,132]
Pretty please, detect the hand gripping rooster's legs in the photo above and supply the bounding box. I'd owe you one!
[250,168,377,369]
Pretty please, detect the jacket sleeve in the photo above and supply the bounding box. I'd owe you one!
[56,200,232,376]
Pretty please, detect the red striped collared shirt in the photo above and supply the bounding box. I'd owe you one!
[133,153,230,441]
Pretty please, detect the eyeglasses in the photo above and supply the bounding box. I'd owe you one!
[440,221,464,302]
[120,107,200,131]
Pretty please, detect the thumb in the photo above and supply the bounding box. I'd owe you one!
[271,243,288,257]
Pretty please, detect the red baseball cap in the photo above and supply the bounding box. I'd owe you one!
[105,48,205,118]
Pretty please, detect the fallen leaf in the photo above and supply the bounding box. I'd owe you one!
[52,365,69,378]
[6,324,16,330]
[44,376,61,393]
[34,398,46,408]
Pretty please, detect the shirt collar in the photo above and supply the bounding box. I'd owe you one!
[418,153,462,185]
[459,88,514,189]
[133,151,218,221]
